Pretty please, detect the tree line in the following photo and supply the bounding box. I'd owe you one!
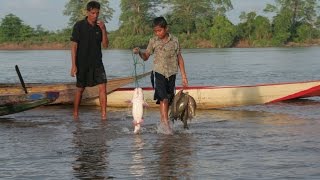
[0,0,319,49]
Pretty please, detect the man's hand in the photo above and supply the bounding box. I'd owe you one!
[182,77,188,88]
[70,66,77,77]
[97,20,106,31]
[133,47,140,54]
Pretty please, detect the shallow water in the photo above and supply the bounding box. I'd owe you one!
[0,48,320,179]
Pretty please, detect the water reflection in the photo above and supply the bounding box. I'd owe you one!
[72,121,109,179]
[129,135,146,177]
[154,134,194,179]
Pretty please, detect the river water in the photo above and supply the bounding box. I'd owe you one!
[0,48,320,179]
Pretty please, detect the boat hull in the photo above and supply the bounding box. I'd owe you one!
[83,80,320,109]
[0,92,59,116]
[0,72,151,104]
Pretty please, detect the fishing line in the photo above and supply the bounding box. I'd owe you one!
[131,52,145,87]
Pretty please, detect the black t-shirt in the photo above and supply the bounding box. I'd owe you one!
[70,17,103,70]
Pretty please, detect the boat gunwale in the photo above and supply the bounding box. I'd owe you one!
[113,79,320,91]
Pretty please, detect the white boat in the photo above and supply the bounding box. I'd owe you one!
[83,80,320,109]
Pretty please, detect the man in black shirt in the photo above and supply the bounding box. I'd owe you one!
[70,1,108,120]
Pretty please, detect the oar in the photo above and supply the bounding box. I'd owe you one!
[15,65,28,94]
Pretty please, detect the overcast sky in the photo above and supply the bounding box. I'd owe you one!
[0,0,274,31]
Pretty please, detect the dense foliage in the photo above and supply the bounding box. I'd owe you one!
[0,0,319,48]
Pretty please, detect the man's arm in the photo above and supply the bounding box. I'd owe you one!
[101,29,108,48]
[97,20,108,48]
[70,41,78,77]
[133,47,150,61]
[177,53,188,87]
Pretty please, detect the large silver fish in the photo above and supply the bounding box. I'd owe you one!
[131,87,147,134]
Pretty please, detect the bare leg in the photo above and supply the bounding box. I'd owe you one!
[73,87,85,119]
[98,83,107,120]
[160,99,172,132]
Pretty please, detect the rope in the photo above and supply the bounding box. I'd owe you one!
[131,52,145,88]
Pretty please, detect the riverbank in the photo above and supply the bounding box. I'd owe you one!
[0,40,319,50]
[0,42,70,50]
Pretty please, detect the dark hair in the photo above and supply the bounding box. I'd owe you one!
[87,1,100,11]
[153,17,167,28]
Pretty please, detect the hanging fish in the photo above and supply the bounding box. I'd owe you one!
[131,87,148,134]
[169,90,184,121]
[187,95,197,119]
[169,90,197,129]
[176,92,189,118]
[181,103,190,129]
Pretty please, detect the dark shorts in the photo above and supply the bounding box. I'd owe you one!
[154,72,176,104]
[76,65,107,88]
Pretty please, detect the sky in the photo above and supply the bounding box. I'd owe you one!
[0,0,274,31]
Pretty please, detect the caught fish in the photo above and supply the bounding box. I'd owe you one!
[169,90,184,120]
[187,95,196,119]
[170,90,197,129]
[181,104,189,129]
[131,87,147,134]
[176,92,189,118]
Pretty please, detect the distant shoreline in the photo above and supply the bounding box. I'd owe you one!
[0,43,70,50]
[0,41,319,50]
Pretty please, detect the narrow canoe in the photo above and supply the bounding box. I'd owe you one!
[0,91,59,116]
[82,80,320,109]
[0,71,151,104]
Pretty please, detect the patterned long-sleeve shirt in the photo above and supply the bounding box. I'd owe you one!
[146,33,181,78]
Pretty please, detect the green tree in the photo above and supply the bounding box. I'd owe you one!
[63,0,114,27]
[162,0,233,35]
[253,16,271,40]
[265,0,318,25]
[264,0,318,43]
[237,12,272,45]
[34,25,50,36]
[212,0,233,16]
[118,0,159,35]
[271,9,293,45]
[294,23,317,42]
[0,13,34,42]
[238,12,257,41]
[210,15,236,48]
[194,17,214,39]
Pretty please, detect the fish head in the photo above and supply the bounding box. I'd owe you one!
[132,87,144,100]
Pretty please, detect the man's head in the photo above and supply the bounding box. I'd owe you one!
[86,1,100,23]
[153,17,168,28]
[153,17,168,39]
[87,1,100,11]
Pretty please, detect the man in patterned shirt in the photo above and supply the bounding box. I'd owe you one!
[133,17,188,134]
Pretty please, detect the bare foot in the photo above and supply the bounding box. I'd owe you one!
[101,114,107,120]
[161,120,173,135]
[166,126,173,135]
[73,112,79,120]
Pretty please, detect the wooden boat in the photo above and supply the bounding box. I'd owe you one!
[83,80,320,109]
[0,71,151,104]
[0,91,59,116]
